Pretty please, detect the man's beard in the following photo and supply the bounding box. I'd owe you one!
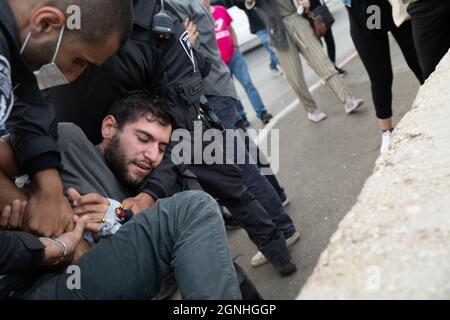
[103,134,146,190]
[21,38,56,71]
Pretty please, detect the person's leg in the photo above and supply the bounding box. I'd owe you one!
[323,28,336,64]
[286,15,351,103]
[239,161,295,238]
[323,27,346,77]
[207,96,293,210]
[227,51,268,118]
[235,100,248,120]
[352,34,393,124]
[274,34,317,113]
[187,163,295,274]
[244,136,287,202]
[18,191,242,300]
[206,95,241,131]
[255,29,281,71]
[391,20,424,84]
[407,0,450,79]
[220,121,296,239]
[351,31,394,153]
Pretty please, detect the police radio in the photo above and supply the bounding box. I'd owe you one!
[153,0,175,39]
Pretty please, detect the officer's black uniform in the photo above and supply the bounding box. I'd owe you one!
[0,232,45,275]
[49,0,293,270]
[0,0,60,287]
[0,0,60,176]
[0,231,47,299]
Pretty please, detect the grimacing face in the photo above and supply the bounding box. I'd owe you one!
[22,31,120,83]
[103,116,172,190]
[21,6,120,83]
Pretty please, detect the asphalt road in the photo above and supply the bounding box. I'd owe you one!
[227,3,422,300]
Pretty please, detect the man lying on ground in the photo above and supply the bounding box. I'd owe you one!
[0,91,242,299]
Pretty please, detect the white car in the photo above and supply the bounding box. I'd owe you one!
[228,6,261,53]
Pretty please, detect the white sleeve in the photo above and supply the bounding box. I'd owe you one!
[0,55,14,125]
[99,199,123,238]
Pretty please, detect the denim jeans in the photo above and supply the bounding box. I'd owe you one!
[0,124,5,137]
[256,29,281,70]
[227,51,268,118]
[235,100,247,119]
[13,192,242,300]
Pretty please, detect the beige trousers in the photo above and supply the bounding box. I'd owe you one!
[275,14,352,112]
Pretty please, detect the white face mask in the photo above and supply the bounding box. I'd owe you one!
[20,26,69,90]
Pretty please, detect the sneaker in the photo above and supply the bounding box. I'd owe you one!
[380,130,392,154]
[282,198,290,207]
[344,96,364,114]
[279,190,290,207]
[259,112,274,125]
[307,108,327,122]
[335,66,347,77]
[251,231,300,267]
[274,258,297,277]
[271,66,283,76]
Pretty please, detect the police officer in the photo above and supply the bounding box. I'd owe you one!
[49,0,298,276]
[0,0,133,238]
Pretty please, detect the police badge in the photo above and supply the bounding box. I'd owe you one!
[0,55,14,125]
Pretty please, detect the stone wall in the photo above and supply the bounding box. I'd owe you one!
[298,51,450,299]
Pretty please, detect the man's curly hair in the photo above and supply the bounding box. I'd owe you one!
[108,90,177,131]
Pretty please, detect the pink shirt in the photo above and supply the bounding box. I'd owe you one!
[212,5,235,64]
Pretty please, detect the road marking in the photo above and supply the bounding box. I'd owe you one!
[256,51,359,145]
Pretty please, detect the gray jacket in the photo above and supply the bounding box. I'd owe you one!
[167,0,238,99]
[242,0,290,51]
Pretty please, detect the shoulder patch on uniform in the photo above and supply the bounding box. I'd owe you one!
[179,31,197,72]
[0,55,14,125]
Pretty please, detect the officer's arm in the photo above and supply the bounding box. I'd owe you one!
[0,225,86,275]
[125,5,209,209]
[7,93,74,237]
[0,231,45,274]
[6,94,60,175]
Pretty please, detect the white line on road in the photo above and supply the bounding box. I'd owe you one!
[256,51,359,145]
